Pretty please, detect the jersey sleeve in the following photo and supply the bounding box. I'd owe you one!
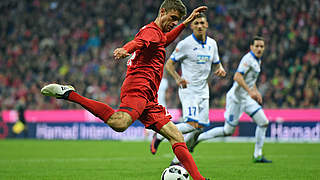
[237,56,251,75]
[169,41,187,62]
[164,23,185,47]
[135,27,162,48]
[212,40,220,64]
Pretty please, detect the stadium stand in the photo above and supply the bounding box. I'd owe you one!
[0,0,319,110]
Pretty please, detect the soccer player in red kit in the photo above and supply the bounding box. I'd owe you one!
[41,0,209,179]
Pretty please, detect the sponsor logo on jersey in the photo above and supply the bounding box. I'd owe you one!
[196,55,210,64]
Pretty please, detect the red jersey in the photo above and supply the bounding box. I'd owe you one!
[121,22,185,101]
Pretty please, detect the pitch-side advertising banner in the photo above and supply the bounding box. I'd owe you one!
[1,109,320,141]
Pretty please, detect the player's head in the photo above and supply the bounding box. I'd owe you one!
[250,36,265,58]
[190,13,208,37]
[158,0,187,32]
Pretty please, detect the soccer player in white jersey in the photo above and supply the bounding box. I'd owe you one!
[158,75,169,107]
[150,13,226,165]
[189,36,272,163]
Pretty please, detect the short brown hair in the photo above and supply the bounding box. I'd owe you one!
[250,36,264,45]
[195,12,206,19]
[159,0,187,17]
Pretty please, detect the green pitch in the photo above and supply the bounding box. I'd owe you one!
[0,140,319,180]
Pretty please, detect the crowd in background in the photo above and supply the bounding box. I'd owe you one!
[0,0,319,111]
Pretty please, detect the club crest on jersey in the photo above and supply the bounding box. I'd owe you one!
[196,55,210,64]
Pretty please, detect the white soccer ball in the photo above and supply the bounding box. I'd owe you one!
[161,165,190,180]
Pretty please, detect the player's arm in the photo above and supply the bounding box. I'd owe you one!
[213,62,226,77]
[165,6,207,46]
[165,59,188,88]
[182,6,207,26]
[113,39,146,60]
[252,84,263,104]
[233,72,262,104]
[165,24,185,46]
[211,40,226,77]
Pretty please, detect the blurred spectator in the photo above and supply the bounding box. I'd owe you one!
[0,0,319,110]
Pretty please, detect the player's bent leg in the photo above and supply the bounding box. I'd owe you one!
[189,124,230,152]
[159,121,184,144]
[169,129,203,166]
[107,111,133,132]
[176,122,197,134]
[151,121,199,155]
[186,128,203,153]
[150,121,197,155]
[159,122,206,180]
[223,122,236,136]
[252,109,269,127]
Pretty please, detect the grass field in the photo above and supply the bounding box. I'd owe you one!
[0,140,319,180]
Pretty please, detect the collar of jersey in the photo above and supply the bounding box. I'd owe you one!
[250,51,261,62]
[151,22,164,34]
[192,33,207,46]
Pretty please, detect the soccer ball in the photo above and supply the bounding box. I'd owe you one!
[161,165,190,180]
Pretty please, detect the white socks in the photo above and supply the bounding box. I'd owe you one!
[197,127,224,141]
[254,126,267,158]
[156,123,196,141]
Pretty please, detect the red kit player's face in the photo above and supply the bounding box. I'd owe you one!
[161,10,181,32]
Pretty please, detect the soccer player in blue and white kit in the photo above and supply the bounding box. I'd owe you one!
[189,36,272,163]
[150,13,226,165]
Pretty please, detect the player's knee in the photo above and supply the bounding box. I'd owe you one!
[259,119,269,127]
[223,124,235,136]
[187,121,199,129]
[110,125,128,132]
[253,110,269,127]
[108,112,132,132]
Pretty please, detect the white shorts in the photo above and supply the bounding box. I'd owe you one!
[224,92,262,127]
[179,89,210,127]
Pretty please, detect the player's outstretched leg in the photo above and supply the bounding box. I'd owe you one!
[41,83,116,128]
[41,83,75,99]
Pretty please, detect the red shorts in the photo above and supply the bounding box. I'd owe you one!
[118,94,171,132]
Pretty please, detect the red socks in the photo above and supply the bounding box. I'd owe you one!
[66,92,203,179]
[67,91,115,122]
[172,142,205,180]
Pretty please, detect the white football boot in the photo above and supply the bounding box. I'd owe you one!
[41,84,75,99]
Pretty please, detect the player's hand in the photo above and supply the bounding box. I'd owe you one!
[176,78,188,88]
[249,90,263,105]
[113,48,130,60]
[255,91,263,105]
[214,67,226,77]
[183,6,208,26]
